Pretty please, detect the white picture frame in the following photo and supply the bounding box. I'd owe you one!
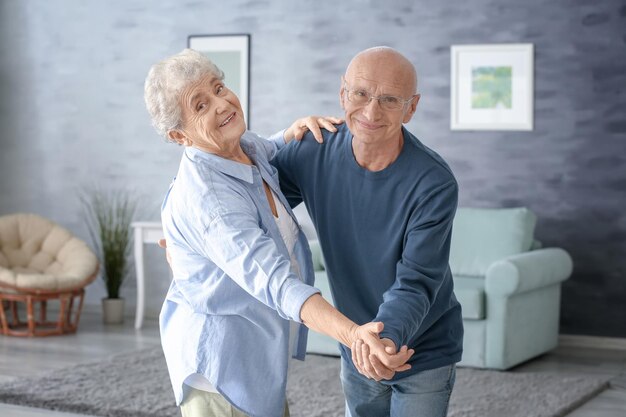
[450,43,534,131]
[188,34,251,127]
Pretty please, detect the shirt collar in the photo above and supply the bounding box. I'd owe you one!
[184,135,257,184]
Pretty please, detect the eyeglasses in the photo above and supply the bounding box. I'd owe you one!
[343,82,417,111]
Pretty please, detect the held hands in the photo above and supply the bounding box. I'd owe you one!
[159,239,411,381]
[283,116,344,144]
[350,322,414,381]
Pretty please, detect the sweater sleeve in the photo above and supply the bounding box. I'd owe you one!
[375,180,458,349]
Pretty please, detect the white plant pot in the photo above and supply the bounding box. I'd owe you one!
[102,298,125,324]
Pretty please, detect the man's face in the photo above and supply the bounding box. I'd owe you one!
[175,73,246,150]
[340,56,419,145]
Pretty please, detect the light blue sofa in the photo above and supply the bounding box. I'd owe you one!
[306,207,573,370]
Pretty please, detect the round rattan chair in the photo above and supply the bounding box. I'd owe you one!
[0,213,98,336]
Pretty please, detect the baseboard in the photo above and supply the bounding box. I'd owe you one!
[559,334,626,350]
[79,303,99,314]
[81,302,160,319]
[20,302,141,320]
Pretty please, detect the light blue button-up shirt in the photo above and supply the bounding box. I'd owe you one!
[159,131,320,417]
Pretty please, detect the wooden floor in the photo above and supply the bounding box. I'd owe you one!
[0,311,624,417]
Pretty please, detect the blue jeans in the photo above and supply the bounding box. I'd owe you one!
[340,358,456,417]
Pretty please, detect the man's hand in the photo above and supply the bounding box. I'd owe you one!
[350,323,414,381]
[158,238,172,268]
[283,116,344,144]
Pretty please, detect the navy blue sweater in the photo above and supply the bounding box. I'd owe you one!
[272,123,463,378]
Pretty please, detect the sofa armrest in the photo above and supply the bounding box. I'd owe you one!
[485,248,573,296]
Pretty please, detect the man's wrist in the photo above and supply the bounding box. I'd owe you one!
[379,331,401,353]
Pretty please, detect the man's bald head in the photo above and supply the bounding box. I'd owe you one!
[345,46,417,95]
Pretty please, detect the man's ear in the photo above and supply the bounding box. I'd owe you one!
[402,94,420,124]
[339,76,346,110]
[168,130,189,146]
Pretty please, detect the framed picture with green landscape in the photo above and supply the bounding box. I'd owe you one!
[188,34,251,127]
[450,43,533,131]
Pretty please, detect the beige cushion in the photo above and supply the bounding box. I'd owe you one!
[0,213,97,292]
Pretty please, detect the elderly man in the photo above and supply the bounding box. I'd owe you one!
[273,47,463,417]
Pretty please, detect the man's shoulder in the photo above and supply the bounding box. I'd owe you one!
[278,123,348,158]
[403,129,456,182]
[302,122,349,149]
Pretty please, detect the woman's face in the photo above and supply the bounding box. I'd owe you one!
[174,73,246,152]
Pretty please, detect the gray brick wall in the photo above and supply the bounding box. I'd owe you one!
[1,0,624,336]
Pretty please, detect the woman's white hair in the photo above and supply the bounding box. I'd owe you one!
[144,48,224,140]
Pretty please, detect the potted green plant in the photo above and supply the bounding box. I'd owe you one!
[81,188,137,324]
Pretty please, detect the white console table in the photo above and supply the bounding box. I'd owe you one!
[131,221,164,329]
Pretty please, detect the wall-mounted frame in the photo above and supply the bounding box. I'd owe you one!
[188,34,251,127]
[451,43,534,131]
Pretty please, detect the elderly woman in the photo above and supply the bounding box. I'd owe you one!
[144,49,412,417]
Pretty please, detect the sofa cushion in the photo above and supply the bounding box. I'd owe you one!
[449,207,536,277]
[453,275,485,320]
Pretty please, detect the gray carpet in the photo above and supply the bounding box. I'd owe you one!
[0,347,610,417]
